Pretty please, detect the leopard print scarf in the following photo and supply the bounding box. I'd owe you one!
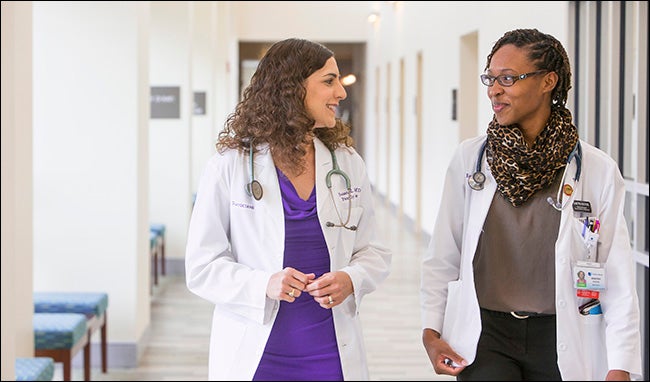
[486,107,579,207]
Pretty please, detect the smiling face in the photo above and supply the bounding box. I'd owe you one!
[486,44,557,143]
[304,57,347,128]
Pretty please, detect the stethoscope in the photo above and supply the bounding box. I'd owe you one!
[468,138,582,211]
[246,141,264,200]
[467,140,489,191]
[246,141,357,230]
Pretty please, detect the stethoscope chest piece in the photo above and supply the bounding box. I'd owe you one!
[468,170,486,191]
[247,180,263,201]
[468,139,488,191]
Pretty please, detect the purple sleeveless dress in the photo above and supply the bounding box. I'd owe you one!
[253,168,343,381]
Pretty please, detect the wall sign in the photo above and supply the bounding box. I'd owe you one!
[451,88,457,121]
[193,92,206,115]
[150,86,180,119]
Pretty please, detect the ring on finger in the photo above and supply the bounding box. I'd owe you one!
[288,289,295,298]
[328,295,333,304]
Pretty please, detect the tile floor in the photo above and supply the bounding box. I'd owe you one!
[56,196,454,381]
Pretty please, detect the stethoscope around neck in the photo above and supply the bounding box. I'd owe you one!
[246,141,357,230]
[468,138,582,211]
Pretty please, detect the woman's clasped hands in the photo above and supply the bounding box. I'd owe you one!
[267,267,353,309]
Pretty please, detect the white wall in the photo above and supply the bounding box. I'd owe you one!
[191,2,217,192]
[233,1,372,42]
[3,1,234,369]
[190,2,237,194]
[150,1,237,267]
[149,2,193,265]
[364,1,569,235]
[32,1,151,364]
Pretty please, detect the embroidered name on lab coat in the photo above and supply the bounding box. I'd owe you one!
[232,201,254,210]
[338,187,362,201]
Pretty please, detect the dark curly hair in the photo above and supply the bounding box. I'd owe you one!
[485,28,572,108]
[217,38,353,175]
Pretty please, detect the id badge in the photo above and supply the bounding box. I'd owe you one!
[573,261,606,290]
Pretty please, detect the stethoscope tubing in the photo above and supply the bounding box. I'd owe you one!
[246,143,357,230]
[246,141,263,200]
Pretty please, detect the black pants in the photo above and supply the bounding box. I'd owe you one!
[458,309,562,381]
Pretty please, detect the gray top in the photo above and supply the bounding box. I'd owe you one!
[473,170,562,314]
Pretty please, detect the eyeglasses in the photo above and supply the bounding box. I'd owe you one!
[480,70,548,87]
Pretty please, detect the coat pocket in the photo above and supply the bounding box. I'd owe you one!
[572,217,600,262]
[578,313,608,379]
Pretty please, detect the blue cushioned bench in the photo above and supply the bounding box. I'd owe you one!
[33,292,108,375]
[33,312,89,381]
[150,231,158,293]
[150,223,166,277]
[15,357,54,381]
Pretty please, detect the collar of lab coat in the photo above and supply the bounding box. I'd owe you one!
[250,137,338,220]
[249,137,342,260]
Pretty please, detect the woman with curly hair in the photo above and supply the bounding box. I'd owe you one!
[186,38,391,381]
[420,29,641,381]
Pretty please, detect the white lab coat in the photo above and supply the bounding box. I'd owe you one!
[420,135,642,380]
[186,138,391,381]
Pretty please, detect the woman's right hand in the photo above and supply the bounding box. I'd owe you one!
[266,267,315,302]
[422,328,467,376]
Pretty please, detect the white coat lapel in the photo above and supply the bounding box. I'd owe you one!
[559,152,580,210]
[463,164,497,272]
[314,139,335,217]
[314,139,340,256]
[557,149,582,238]
[253,146,284,260]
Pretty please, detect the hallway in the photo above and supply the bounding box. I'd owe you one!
[59,194,453,381]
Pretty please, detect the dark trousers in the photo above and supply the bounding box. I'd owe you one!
[458,309,562,381]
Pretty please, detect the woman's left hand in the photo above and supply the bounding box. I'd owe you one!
[605,370,630,381]
[304,271,353,308]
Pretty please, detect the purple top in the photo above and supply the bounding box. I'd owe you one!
[253,169,343,381]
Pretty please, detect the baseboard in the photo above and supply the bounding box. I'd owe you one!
[164,257,185,277]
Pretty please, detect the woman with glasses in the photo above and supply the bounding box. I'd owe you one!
[420,28,641,381]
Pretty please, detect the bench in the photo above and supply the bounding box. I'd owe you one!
[33,292,109,376]
[15,357,54,381]
[33,312,90,381]
[150,223,166,277]
[150,230,159,292]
